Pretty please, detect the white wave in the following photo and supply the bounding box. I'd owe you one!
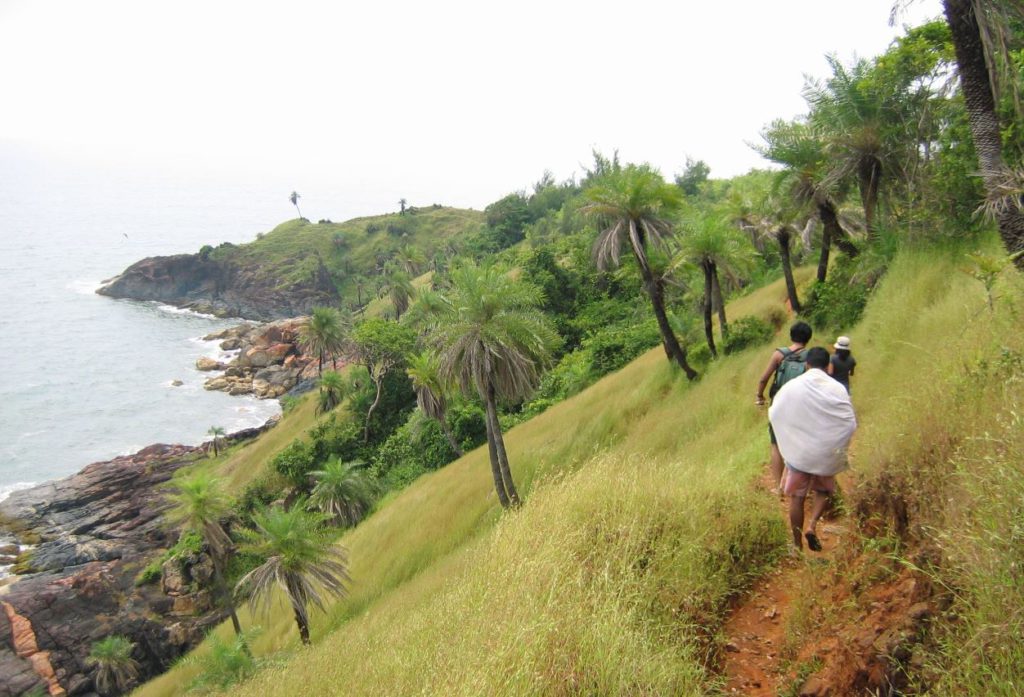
[68,278,104,295]
[157,303,219,320]
[0,481,36,503]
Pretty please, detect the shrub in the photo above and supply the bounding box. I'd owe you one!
[447,402,487,452]
[803,279,870,331]
[584,319,661,376]
[271,439,317,487]
[723,316,774,354]
[186,631,259,693]
[365,222,382,234]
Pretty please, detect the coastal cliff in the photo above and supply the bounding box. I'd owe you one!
[96,251,339,321]
[0,427,271,696]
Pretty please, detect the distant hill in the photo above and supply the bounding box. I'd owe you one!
[97,206,484,320]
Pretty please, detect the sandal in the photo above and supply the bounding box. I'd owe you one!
[804,531,822,552]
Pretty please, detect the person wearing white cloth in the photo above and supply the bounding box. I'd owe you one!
[769,347,858,552]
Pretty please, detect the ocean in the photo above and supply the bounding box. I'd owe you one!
[0,144,301,502]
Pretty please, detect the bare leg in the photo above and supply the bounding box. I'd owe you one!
[805,491,830,535]
[770,444,784,492]
[788,495,806,549]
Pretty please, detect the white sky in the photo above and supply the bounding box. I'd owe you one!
[0,0,943,216]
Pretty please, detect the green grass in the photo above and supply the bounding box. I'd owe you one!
[134,237,1024,696]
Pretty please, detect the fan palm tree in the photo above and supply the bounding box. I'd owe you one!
[942,0,1024,267]
[316,370,346,415]
[300,307,347,375]
[423,263,558,508]
[207,425,226,457]
[729,186,808,314]
[758,119,860,283]
[674,214,756,357]
[805,55,912,239]
[406,350,463,456]
[166,472,245,638]
[308,456,377,526]
[235,506,349,645]
[86,635,140,696]
[289,191,303,219]
[398,198,408,214]
[581,165,698,379]
[382,267,416,321]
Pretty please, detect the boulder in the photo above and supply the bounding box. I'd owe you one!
[204,377,229,392]
[195,357,226,371]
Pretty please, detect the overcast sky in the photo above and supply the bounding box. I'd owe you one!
[0,0,943,215]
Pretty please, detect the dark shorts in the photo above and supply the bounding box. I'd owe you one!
[769,422,778,445]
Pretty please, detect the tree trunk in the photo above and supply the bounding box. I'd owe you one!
[702,262,717,358]
[441,419,464,457]
[944,0,1024,267]
[293,605,311,645]
[710,261,728,342]
[858,158,882,240]
[816,203,836,282]
[483,389,513,508]
[777,230,802,314]
[487,383,520,507]
[634,255,698,379]
[363,372,384,443]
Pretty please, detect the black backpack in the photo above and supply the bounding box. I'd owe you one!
[768,347,807,398]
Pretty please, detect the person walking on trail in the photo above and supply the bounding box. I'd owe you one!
[828,335,856,394]
[769,347,858,552]
[755,321,813,494]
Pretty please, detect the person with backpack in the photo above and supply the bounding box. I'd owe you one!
[755,321,812,494]
[769,347,858,552]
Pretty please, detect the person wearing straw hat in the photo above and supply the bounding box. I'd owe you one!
[828,336,856,394]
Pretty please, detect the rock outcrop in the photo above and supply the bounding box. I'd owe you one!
[0,426,273,696]
[200,319,342,399]
[96,251,340,321]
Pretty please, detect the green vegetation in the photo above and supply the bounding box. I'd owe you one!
[127,13,1024,695]
[87,635,139,696]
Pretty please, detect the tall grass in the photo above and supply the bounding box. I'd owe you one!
[133,239,1024,696]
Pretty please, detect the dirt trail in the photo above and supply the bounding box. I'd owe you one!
[716,482,940,697]
[719,521,849,695]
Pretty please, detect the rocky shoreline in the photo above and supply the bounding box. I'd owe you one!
[96,251,340,321]
[0,424,274,697]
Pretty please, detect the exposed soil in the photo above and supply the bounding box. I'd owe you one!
[717,476,942,696]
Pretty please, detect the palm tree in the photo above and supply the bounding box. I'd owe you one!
[207,425,226,457]
[316,370,345,415]
[730,186,807,314]
[423,264,558,508]
[581,165,698,379]
[289,191,303,219]
[166,472,245,638]
[382,267,415,321]
[308,456,377,526]
[805,55,911,239]
[758,119,859,282]
[86,635,140,696]
[942,0,1024,267]
[398,198,407,214]
[235,506,349,645]
[674,213,755,357]
[300,307,347,375]
[406,350,463,456]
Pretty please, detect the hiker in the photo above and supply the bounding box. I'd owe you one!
[755,321,813,494]
[769,347,858,552]
[828,335,856,394]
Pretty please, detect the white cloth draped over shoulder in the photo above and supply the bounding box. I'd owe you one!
[769,368,857,476]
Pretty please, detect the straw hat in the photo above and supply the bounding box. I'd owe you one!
[834,336,851,350]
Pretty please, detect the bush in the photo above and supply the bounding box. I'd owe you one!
[584,319,661,376]
[186,632,259,693]
[271,439,317,487]
[447,402,487,452]
[723,316,775,355]
[688,342,713,370]
[803,278,870,331]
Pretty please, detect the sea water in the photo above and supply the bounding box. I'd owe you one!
[0,144,309,500]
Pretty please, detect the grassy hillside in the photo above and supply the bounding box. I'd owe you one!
[207,207,483,306]
[136,238,1024,696]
